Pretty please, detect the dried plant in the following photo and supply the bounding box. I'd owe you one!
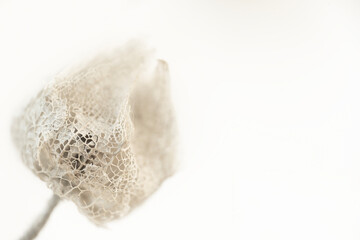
[12,41,177,239]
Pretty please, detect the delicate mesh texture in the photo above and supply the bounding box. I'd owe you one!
[12,42,177,224]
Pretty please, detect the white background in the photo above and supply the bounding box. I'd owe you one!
[1,0,360,239]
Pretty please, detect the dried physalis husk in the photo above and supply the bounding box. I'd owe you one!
[12,42,177,224]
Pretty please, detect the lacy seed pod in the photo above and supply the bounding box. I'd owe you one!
[12,42,177,224]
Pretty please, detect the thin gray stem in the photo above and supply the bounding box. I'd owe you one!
[20,194,61,240]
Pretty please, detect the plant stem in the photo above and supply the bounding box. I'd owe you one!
[20,194,60,240]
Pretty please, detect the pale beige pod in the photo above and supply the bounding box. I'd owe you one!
[12,42,177,225]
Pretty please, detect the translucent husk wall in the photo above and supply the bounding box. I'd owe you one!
[12,42,177,225]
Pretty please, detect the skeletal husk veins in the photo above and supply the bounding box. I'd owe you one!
[12,42,177,224]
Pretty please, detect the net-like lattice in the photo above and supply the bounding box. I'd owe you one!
[11,42,177,224]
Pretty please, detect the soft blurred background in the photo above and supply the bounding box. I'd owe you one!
[0,0,360,239]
